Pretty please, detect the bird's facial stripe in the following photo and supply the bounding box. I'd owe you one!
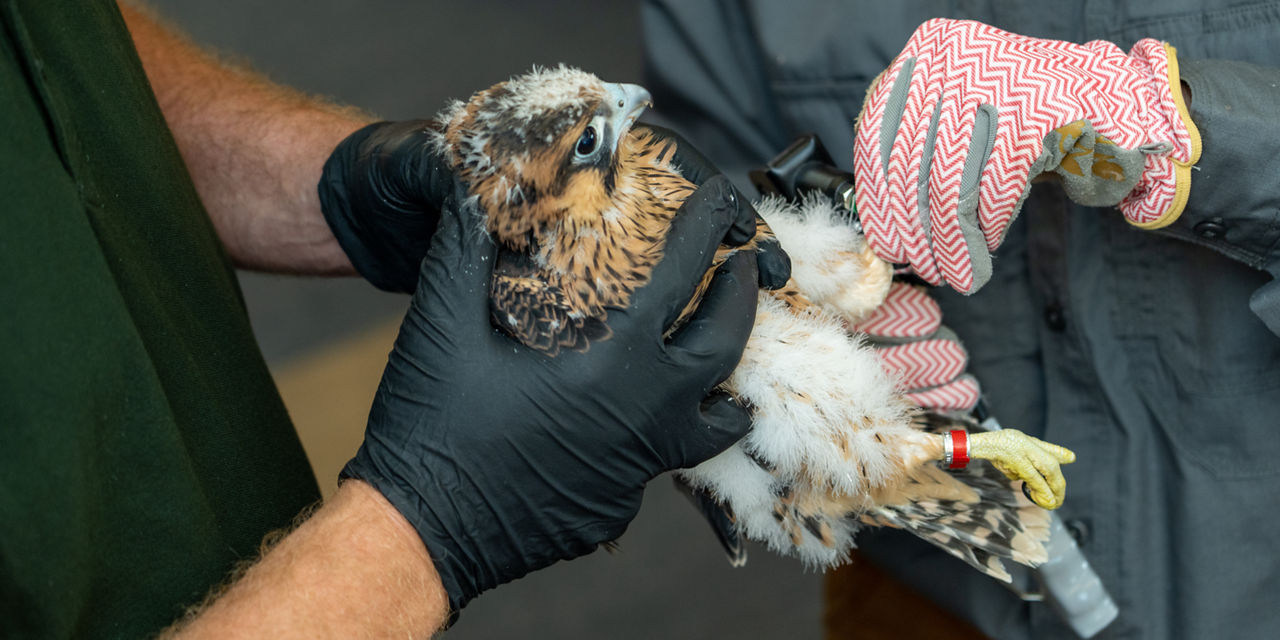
[601,164,615,196]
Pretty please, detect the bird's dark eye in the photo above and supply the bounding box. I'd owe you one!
[575,126,598,157]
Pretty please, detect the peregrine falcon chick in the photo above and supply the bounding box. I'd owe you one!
[432,66,1069,582]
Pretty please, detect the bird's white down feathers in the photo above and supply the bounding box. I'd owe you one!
[679,196,948,568]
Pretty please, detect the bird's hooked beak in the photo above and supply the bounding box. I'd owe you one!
[604,82,652,151]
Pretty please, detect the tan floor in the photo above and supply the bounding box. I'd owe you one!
[271,318,401,497]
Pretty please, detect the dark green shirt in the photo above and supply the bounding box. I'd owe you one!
[645,1,1280,638]
[0,1,320,637]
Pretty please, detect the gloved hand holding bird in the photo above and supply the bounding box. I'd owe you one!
[424,64,1075,583]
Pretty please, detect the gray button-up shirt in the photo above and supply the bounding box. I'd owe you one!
[644,1,1280,638]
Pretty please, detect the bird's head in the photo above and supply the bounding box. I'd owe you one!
[434,65,653,249]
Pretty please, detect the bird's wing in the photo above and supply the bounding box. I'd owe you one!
[490,253,610,356]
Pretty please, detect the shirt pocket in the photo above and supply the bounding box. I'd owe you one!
[1152,354,1280,478]
[1123,234,1280,479]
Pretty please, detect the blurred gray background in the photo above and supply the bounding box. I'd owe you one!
[143,1,822,637]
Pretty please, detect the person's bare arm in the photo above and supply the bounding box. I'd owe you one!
[119,2,368,275]
[164,480,450,639]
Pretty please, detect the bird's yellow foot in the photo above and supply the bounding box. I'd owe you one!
[969,430,1076,510]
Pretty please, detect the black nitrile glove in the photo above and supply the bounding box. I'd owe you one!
[319,120,449,293]
[341,173,761,619]
[637,124,792,289]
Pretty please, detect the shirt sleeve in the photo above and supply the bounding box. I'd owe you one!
[1162,58,1280,335]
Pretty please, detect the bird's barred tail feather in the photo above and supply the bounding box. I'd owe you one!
[864,414,1051,581]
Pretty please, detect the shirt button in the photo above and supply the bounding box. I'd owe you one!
[1066,519,1091,547]
[1044,303,1066,333]
[1194,218,1227,239]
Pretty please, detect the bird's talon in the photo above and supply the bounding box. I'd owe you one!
[969,429,1073,510]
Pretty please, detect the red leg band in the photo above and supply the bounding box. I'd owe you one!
[948,430,969,469]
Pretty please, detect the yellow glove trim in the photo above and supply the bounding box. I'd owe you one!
[1132,42,1204,230]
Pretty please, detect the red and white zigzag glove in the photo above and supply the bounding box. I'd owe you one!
[854,18,1202,293]
[854,282,979,412]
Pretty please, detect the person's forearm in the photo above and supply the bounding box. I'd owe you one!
[119,2,368,274]
[164,480,449,639]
